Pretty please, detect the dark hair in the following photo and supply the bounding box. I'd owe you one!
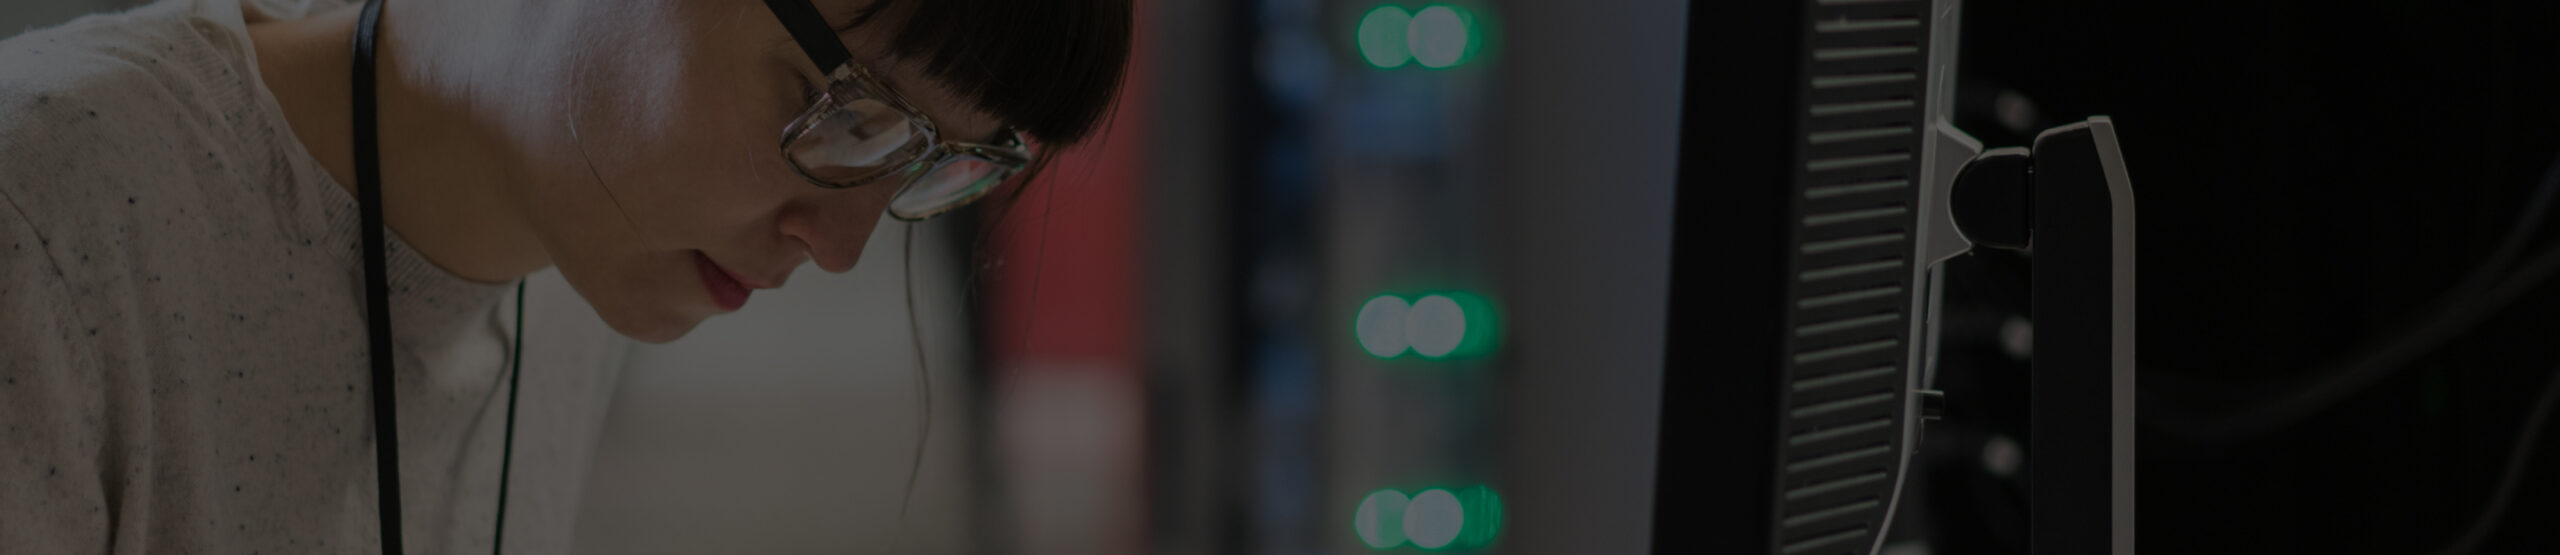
[845,0,1134,146]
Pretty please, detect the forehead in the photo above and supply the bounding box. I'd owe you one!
[750,0,1007,144]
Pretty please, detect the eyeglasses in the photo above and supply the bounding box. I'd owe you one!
[764,0,1036,221]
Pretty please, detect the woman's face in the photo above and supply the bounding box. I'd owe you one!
[512,0,1003,343]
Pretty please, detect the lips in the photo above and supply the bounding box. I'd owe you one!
[695,251,753,311]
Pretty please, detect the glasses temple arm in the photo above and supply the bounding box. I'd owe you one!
[761,0,853,75]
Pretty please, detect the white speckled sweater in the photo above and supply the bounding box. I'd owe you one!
[0,0,629,553]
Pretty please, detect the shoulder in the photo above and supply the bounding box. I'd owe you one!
[0,2,238,192]
[0,0,253,110]
[0,4,206,402]
[0,0,269,174]
[0,0,319,275]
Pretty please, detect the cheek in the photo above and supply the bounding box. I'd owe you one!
[526,44,802,340]
[578,55,796,250]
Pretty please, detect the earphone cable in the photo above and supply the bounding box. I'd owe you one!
[491,281,525,555]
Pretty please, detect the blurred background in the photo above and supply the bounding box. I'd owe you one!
[11,0,2560,553]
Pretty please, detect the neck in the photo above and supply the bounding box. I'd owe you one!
[249,0,550,284]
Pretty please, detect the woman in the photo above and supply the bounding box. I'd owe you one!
[0,0,1128,552]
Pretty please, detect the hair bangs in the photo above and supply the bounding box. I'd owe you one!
[847,0,1133,146]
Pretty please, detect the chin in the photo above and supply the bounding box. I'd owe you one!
[554,251,721,344]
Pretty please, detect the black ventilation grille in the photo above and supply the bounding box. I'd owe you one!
[1773,0,1930,553]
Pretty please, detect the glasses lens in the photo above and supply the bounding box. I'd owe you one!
[786,97,932,186]
[888,158,1009,219]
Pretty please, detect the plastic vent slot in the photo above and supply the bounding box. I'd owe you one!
[1771,0,1930,553]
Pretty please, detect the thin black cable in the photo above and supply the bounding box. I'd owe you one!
[351,0,402,553]
[2143,154,2560,442]
[2430,361,2560,555]
[491,281,525,555]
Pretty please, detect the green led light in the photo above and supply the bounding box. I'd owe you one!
[1355,489,1412,549]
[1403,488,1463,549]
[1454,485,1505,549]
[1406,5,1477,69]
[1356,4,1489,71]
[1357,294,1413,358]
[1442,290,1500,359]
[1357,6,1414,69]
[1357,290,1501,361]
[1356,484,1504,550]
[1405,294,1467,358]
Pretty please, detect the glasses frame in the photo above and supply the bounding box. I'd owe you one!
[764,0,1036,221]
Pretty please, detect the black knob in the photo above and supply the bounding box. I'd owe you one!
[1951,147,2033,251]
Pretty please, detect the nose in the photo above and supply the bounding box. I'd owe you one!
[775,197,886,274]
